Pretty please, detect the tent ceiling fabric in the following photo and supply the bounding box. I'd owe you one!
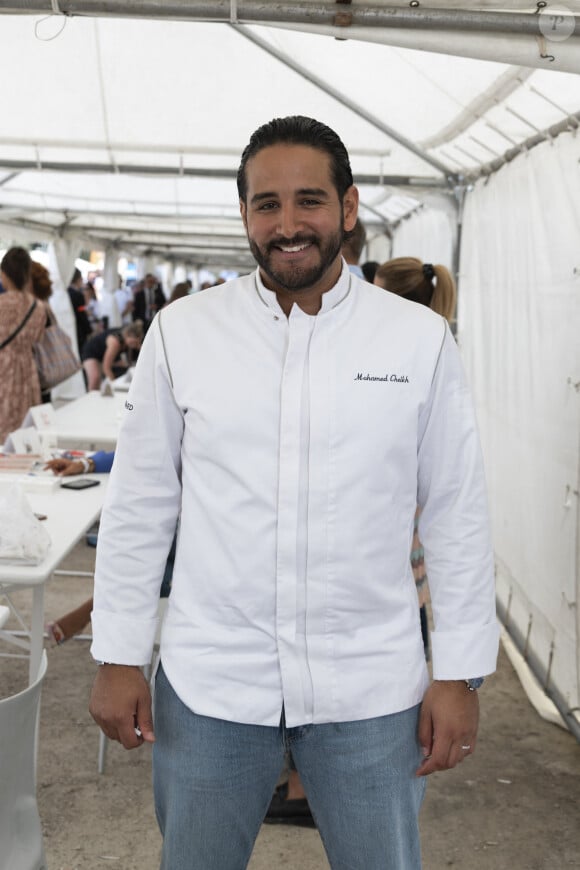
[0,7,579,266]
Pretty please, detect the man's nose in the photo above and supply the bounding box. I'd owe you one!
[276,204,301,239]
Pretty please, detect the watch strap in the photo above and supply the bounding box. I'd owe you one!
[465,677,484,691]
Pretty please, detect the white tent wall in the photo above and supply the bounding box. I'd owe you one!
[458,131,580,735]
[364,231,391,268]
[390,195,457,271]
[159,262,174,298]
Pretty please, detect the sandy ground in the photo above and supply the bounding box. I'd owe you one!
[1,537,579,870]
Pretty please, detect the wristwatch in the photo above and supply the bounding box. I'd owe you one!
[465,677,484,691]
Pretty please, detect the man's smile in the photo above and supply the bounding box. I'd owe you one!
[277,243,311,253]
[269,237,317,255]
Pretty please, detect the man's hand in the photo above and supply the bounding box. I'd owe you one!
[416,680,479,776]
[89,665,155,749]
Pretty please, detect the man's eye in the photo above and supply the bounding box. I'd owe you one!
[257,202,278,211]
[300,199,321,207]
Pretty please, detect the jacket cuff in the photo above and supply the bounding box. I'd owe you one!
[90,608,158,666]
[431,619,500,680]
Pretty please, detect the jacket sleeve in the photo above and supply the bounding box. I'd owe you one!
[91,450,115,474]
[417,322,499,680]
[90,313,184,665]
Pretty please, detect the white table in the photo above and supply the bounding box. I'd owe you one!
[113,368,135,392]
[53,391,125,451]
[0,475,107,683]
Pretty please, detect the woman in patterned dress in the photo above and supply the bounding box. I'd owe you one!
[0,247,46,443]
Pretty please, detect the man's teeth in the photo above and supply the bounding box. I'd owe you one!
[279,243,309,252]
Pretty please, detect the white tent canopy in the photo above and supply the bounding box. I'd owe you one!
[0,3,579,737]
[0,4,579,267]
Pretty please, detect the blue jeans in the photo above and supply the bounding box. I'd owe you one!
[153,665,425,870]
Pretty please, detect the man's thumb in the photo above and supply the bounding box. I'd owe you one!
[136,696,155,743]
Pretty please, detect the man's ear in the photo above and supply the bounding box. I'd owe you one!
[239,199,248,231]
[342,185,359,233]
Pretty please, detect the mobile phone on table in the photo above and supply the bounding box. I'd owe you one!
[61,478,101,490]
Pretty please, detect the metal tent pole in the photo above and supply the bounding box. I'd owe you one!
[0,2,578,38]
[233,24,455,180]
[0,158,449,187]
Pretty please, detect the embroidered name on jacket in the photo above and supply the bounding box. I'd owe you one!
[354,372,409,383]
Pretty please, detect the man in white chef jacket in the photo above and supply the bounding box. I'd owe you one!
[90,116,499,870]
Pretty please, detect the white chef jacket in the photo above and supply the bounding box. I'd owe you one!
[91,263,499,728]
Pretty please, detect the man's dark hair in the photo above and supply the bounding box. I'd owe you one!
[237,115,353,203]
[342,218,367,263]
[70,267,82,286]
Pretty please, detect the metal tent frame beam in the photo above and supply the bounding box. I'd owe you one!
[0,159,448,188]
[0,137,392,160]
[466,109,580,179]
[0,2,578,38]
[232,25,453,179]
[420,66,535,151]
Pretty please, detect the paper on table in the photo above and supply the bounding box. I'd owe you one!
[0,485,51,565]
[3,427,42,456]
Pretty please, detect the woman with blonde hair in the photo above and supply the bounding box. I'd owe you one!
[374,256,456,324]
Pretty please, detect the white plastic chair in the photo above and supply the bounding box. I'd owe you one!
[0,650,48,870]
[97,598,167,774]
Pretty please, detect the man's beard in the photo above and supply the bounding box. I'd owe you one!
[248,227,344,293]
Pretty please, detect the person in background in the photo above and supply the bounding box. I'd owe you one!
[374,255,458,659]
[83,281,103,333]
[29,260,57,404]
[132,273,165,331]
[45,450,175,645]
[374,256,457,323]
[341,217,366,277]
[89,116,497,870]
[81,321,144,390]
[0,247,46,443]
[68,267,92,354]
[168,281,190,305]
[45,451,115,645]
[362,260,379,284]
[114,275,134,325]
[30,260,53,307]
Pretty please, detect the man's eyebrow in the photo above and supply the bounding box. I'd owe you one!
[297,188,330,198]
[250,191,278,205]
[249,187,331,206]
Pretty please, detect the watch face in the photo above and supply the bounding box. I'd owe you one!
[466,677,484,690]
